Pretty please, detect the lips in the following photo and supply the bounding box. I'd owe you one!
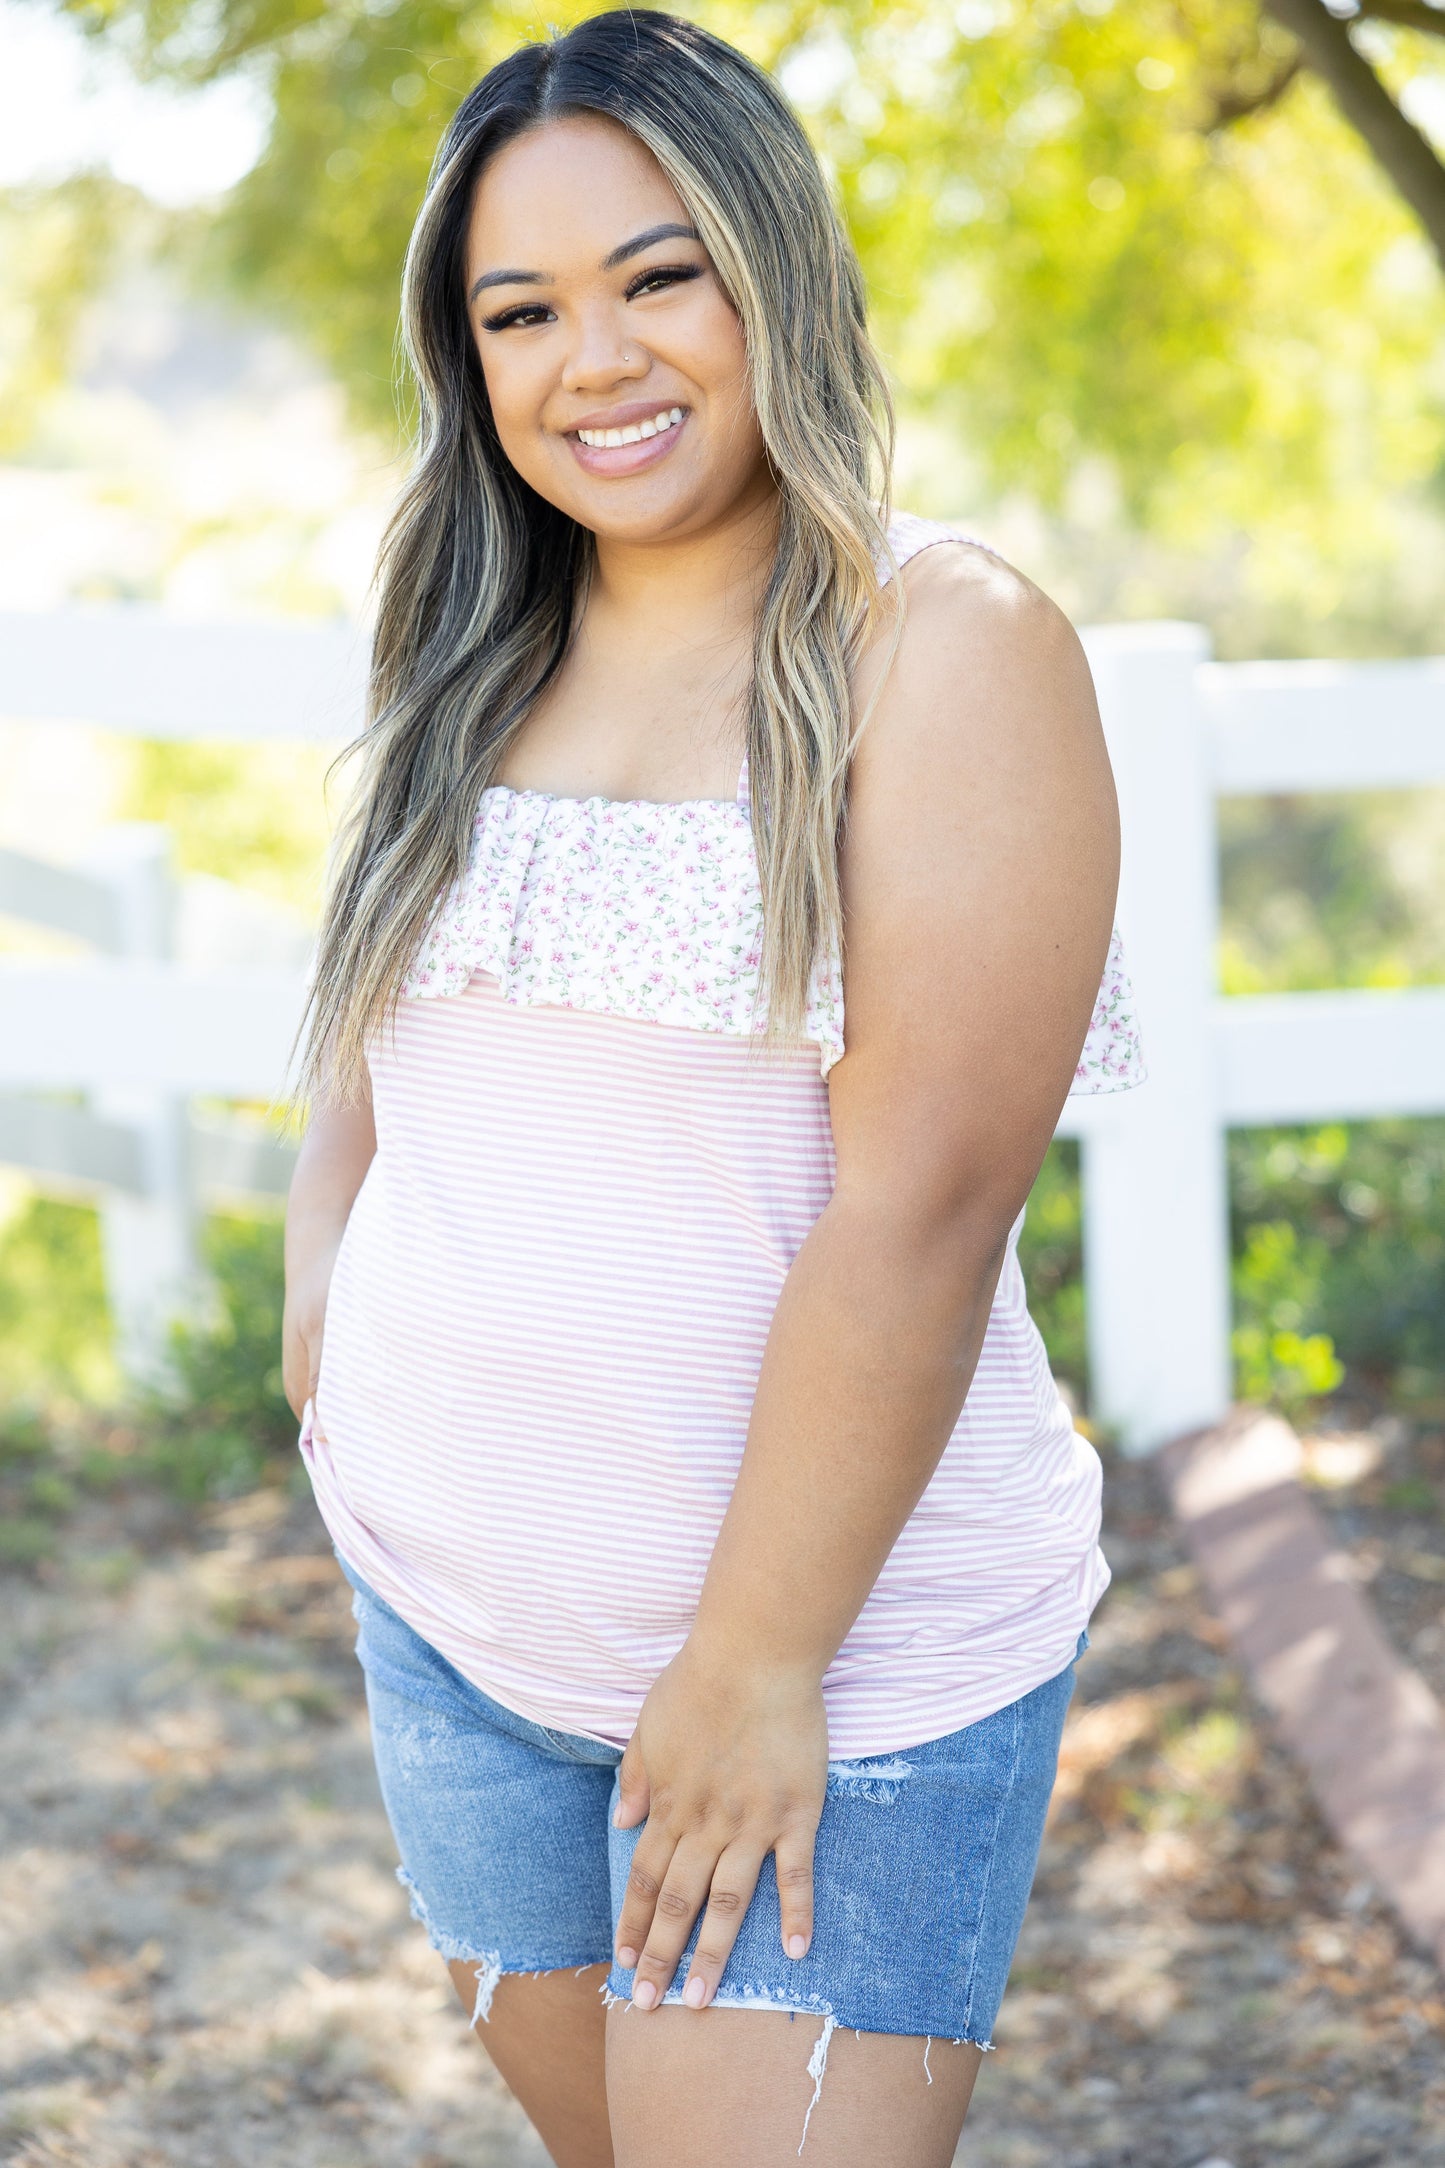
[564,398,689,437]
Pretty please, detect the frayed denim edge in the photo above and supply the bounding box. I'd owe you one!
[394,1865,606,2024]
[396,1867,992,2146]
[599,1974,993,2156]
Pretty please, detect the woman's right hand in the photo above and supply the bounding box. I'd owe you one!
[282,1239,342,1422]
[282,1085,378,1424]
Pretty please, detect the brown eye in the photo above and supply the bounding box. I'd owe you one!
[481,302,555,332]
[624,264,703,301]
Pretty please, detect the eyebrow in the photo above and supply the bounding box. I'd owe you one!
[468,222,702,303]
[600,221,701,271]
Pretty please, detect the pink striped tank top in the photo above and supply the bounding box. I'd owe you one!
[301,514,1145,1757]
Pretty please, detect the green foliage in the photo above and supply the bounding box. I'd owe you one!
[0,1201,296,1525]
[0,1409,72,1566]
[1380,1472,1438,1517]
[0,172,142,455]
[0,1194,117,1406]
[147,1210,296,1499]
[1019,1139,1087,1404]
[1231,1215,1346,1419]
[119,737,337,911]
[1229,1119,1445,1418]
[1020,1119,1445,1426]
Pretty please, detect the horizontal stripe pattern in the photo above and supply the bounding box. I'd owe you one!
[308,975,1110,1759]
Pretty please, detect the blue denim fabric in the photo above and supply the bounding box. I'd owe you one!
[337,1552,1084,2046]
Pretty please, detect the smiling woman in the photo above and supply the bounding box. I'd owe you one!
[282,12,1143,2167]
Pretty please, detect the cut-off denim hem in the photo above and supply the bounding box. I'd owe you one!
[337,1551,1085,2146]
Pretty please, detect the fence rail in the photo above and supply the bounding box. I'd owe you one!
[2,607,1442,1441]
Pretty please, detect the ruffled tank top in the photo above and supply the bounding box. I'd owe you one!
[300,513,1143,1756]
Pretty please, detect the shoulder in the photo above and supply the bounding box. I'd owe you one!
[893,533,1085,692]
[856,529,1099,784]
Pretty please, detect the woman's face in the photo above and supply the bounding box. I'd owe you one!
[463,115,770,543]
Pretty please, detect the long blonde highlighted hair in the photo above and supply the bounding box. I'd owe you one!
[301,8,895,1104]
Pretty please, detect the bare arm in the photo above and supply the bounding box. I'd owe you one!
[612,545,1119,2011]
[282,1081,377,1419]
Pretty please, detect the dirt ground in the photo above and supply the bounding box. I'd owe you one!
[2,1446,1443,2168]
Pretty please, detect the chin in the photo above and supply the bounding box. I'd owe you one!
[570,483,715,541]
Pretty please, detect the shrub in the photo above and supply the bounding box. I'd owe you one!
[1021,1118,1445,1426]
[0,1195,116,1407]
[1229,1119,1445,1420]
[1020,1141,1087,1407]
[145,1211,296,1500]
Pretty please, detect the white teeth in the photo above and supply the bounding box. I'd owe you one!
[576,408,684,449]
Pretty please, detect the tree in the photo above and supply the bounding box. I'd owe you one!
[1260,1,1445,272]
[21,0,1445,615]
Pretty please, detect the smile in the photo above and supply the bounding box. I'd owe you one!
[575,406,685,448]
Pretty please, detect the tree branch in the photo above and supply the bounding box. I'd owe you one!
[1263,0,1445,269]
[1207,53,1305,128]
[1354,2,1445,37]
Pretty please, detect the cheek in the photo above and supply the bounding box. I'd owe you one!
[475,344,519,426]
[475,345,547,469]
[696,300,751,395]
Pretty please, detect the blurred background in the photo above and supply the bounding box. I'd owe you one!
[2,6,1444,2163]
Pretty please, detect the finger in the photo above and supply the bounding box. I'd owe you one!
[631,1838,717,2011]
[774,1821,817,1962]
[612,1734,651,1832]
[680,1842,765,2009]
[614,1823,673,1973]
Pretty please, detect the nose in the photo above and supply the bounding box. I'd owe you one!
[560,303,650,395]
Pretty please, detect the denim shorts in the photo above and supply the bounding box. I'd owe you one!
[338,1553,1083,2057]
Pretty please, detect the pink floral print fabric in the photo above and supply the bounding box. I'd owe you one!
[402,785,847,1067]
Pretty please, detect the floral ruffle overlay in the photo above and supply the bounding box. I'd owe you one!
[402,782,1144,1092]
[1073,925,1146,1093]
[402,784,845,1071]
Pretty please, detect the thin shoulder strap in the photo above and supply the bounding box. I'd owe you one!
[736,747,751,815]
[878,511,987,586]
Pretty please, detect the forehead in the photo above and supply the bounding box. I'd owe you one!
[466,115,690,277]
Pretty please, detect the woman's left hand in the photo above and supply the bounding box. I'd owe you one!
[612,1638,828,2011]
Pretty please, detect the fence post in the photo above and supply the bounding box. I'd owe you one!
[85,825,199,1387]
[1079,623,1232,1452]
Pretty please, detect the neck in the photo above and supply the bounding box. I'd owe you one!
[586,472,781,648]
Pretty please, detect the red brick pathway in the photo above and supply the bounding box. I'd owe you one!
[1163,1406,1445,1972]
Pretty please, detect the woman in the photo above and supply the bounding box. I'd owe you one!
[283,13,1143,2166]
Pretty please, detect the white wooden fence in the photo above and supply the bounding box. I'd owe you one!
[1,606,1442,1442]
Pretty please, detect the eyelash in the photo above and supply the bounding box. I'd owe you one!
[480,262,702,332]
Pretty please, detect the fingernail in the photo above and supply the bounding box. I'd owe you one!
[683,1976,706,2008]
[617,1945,638,1970]
[788,1934,808,1960]
[633,1979,657,2011]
